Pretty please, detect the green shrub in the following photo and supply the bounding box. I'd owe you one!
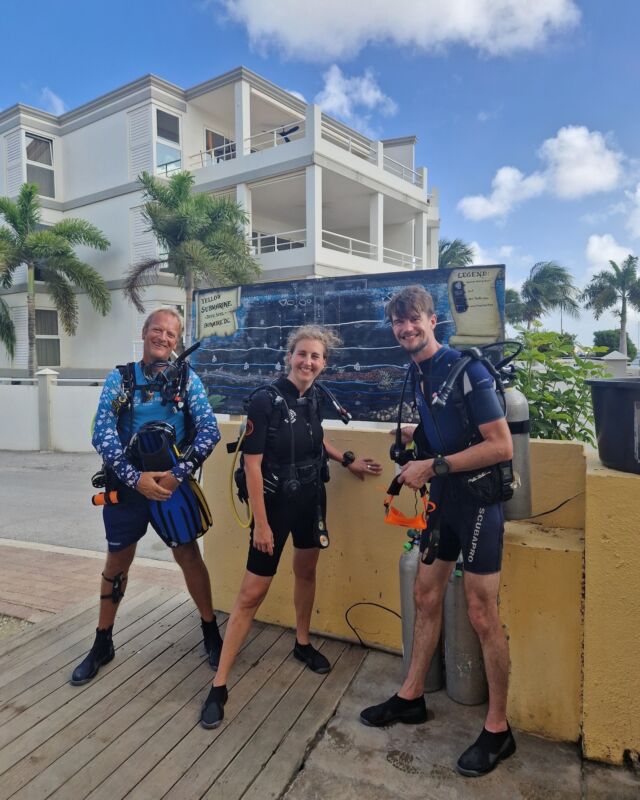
[511,328,607,446]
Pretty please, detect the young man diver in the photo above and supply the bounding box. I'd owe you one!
[360,285,516,778]
[71,308,223,685]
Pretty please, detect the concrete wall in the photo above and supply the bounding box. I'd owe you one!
[582,451,640,764]
[0,383,39,449]
[203,428,586,746]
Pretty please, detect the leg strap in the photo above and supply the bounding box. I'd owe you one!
[100,571,127,604]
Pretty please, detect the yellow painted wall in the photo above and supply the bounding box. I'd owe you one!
[203,427,585,743]
[501,522,583,741]
[582,452,640,764]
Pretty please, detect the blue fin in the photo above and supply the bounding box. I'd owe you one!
[148,480,205,547]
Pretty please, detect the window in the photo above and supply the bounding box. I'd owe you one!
[156,110,181,176]
[205,129,236,163]
[35,309,60,366]
[26,133,55,198]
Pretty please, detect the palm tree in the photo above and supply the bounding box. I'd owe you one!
[505,288,527,326]
[520,261,580,330]
[0,183,110,374]
[124,171,260,345]
[438,238,474,269]
[581,255,640,356]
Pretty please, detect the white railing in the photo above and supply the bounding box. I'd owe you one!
[189,141,237,169]
[322,230,377,259]
[320,118,377,163]
[251,229,307,255]
[0,377,37,385]
[156,158,182,177]
[383,247,422,269]
[245,120,306,153]
[383,155,423,187]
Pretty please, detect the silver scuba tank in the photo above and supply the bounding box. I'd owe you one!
[503,385,532,520]
[399,530,443,692]
[443,561,488,705]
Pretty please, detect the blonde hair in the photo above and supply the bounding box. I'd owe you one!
[142,307,184,337]
[286,325,342,359]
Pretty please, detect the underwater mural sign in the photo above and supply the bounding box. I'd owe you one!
[192,267,506,421]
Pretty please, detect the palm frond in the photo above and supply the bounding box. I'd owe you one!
[44,270,78,335]
[123,257,168,312]
[25,230,74,261]
[438,238,474,269]
[15,184,41,237]
[0,197,22,236]
[0,238,22,286]
[45,255,111,315]
[50,218,110,250]
[0,297,16,359]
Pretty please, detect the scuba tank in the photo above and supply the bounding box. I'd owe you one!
[399,530,443,693]
[503,384,532,520]
[444,560,488,705]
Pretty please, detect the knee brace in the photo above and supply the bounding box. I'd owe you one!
[100,571,127,604]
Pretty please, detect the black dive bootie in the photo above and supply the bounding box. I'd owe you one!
[70,627,115,685]
[202,617,223,670]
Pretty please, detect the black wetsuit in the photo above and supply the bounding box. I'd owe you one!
[242,375,326,577]
[413,347,507,575]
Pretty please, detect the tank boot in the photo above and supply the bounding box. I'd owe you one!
[201,617,223,670]
[70,626,115,685]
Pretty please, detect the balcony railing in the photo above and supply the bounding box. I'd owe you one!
[383,246,422,269]
[320,118,377,163]
[251,229,307,255]
[322,230,377,259]
[383,155,423,188]
[245,121,306,153]
[156,158,182,177]
[189,142,237,170]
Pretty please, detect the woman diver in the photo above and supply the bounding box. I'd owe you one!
[200,325,382,728]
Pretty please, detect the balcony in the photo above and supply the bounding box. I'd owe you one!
[251,229,306,255]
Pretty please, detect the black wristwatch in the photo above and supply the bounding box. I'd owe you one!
[432,456,451,476]
[341,450,356,467]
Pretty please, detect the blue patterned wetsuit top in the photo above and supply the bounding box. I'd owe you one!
[92,362,220,489]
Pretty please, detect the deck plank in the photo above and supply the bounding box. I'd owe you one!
[86,625,288,800]
[241,644,366,800]
[0,594,367,800]
[162,637,332,800]
[0,588,180,712]
[0,595,196,774]
[202,639,346,800]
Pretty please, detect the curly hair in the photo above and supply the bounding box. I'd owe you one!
[286,325,342,358]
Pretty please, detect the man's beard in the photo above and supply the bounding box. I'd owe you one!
[400,336,428,356]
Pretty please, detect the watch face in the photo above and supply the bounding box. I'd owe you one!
[342,450,355,466]
[434,457,449,476]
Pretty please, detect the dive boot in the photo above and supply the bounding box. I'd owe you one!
[71,627,115,685]
[202,617,223,670]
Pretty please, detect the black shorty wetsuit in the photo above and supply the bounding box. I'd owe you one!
[414,347,506,575]
[242,375,326,577]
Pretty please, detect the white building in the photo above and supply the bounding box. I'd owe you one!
[0,67,440,377]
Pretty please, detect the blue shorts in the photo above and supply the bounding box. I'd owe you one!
[420,482,504,574]
[103,486,154,552]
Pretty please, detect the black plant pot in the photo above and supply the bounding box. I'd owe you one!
[587,378,640,474]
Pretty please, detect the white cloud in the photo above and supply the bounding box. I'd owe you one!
[218,0,580,61]
[459,126,624,221]
[40,87,67,115]
[286,89,307,103]
[625,183,640,239]
[458,167,546,220]
[314,65,397,136]
[580,202,626,226]
[585,234,634,277]
[539,126,623,199]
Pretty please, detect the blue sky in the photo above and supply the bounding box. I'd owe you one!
[2,0,639,347]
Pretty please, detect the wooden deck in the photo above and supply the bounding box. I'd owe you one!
[0,586,365,800]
